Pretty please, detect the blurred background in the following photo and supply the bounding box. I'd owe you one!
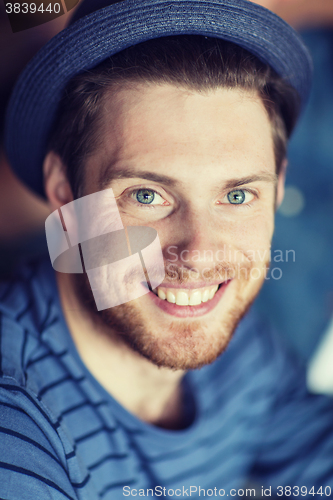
[249,0,333,393]
[0,0,75,277]
[0,0,333,390]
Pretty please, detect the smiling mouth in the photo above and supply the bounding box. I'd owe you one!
[152,283,225,306]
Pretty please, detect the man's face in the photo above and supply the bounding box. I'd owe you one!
[76,83,281,370]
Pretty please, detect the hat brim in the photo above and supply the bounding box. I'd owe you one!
[4,0,312,197]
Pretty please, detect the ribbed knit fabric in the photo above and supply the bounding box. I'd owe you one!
[0,258,333,499]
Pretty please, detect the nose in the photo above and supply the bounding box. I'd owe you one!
[164,208,223,277]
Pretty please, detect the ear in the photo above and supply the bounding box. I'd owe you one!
[43,151,74,210]
[275,158,287,210]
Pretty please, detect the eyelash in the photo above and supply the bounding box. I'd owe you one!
[126,187,258,209]
[222,189,258,208]
[129,188,169,209]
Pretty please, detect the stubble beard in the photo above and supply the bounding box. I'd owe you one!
[72,260,267,371]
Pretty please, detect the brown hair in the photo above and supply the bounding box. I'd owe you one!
[48,35,299,198]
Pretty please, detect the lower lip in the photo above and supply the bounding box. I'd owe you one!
[147,281,231,318]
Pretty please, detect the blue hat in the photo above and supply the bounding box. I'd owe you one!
[4,0,312,197]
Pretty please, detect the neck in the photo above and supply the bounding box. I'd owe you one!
[56,272,186,429]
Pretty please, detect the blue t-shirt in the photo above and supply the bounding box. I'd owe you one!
[0,259,333,500]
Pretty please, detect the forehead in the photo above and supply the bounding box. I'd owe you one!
[89,83,275,185]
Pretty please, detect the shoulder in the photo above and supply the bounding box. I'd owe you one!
[198,310,280,377]
[0,257,56,328]
[0,258,62,387]
[0,260,91,499]
[193,309,302,400]
[0,376,87,500]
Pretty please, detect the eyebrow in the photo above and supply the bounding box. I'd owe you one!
[98,167,278,190]
[99,167,178,189]
[223,173,278,190]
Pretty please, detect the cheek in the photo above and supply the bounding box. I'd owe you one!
[217,212,275,257]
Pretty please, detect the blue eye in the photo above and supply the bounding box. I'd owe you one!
[136,189,155,204]
[227,190,246,204]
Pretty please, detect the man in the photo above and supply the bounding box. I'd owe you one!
[1,1,333,499]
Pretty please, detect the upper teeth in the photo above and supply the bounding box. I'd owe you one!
[155,285,219,306]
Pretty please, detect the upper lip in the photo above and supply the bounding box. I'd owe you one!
[153,280,226,290]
